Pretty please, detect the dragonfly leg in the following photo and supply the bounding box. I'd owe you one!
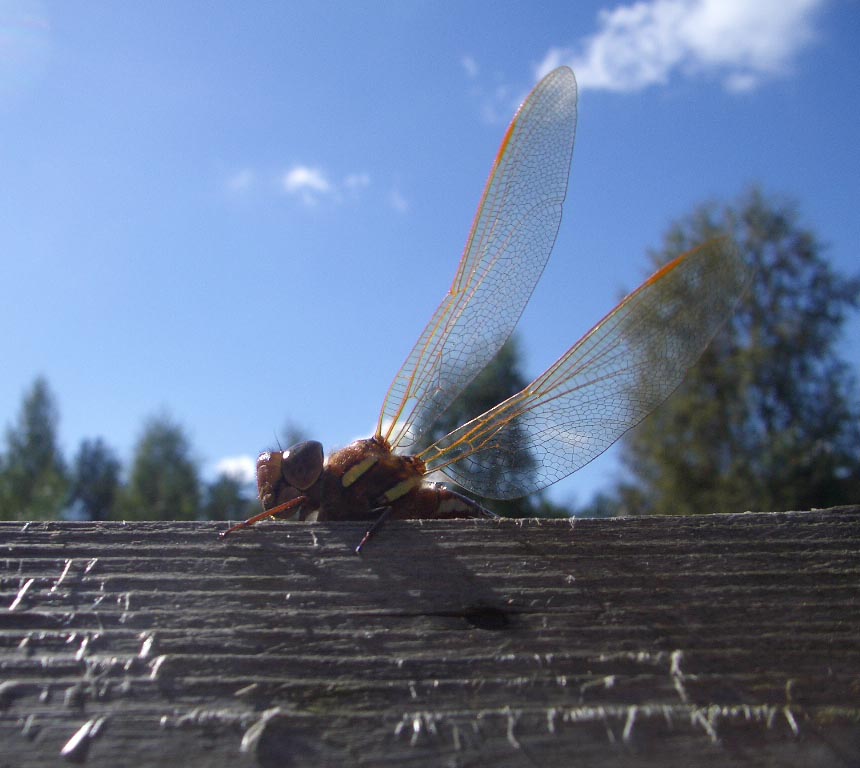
[355,505,393,554]
[220,496,307,537]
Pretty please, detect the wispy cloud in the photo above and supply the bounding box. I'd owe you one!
[225,168,255,194]
[282,165,332,201]
[537,0,826,93]
[461,55,479,79]
[281,164,370,206]
[224,164,376,207]
[389,188,409,214]
[343,172,371,191]
[215,455,256,485]
[458,55,518,124]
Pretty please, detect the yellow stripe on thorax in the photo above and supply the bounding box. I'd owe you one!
[382,477,419,503]
[341,456,379,487]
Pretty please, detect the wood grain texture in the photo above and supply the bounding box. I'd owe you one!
[1,508,859,767]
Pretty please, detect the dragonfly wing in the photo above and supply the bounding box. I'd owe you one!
[378,67,578,453]
[420,238,752,498]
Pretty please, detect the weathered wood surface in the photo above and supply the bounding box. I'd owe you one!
[1,508,859,767]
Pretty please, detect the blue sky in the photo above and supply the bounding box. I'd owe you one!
[2,0,858,509]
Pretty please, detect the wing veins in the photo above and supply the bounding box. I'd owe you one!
[376,68,578,452]
[422,238,751,498]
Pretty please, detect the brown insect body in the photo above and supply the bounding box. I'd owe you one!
[256,437,487,526]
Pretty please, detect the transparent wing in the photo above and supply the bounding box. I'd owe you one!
[377,67,578,453]
[419,238,752,498]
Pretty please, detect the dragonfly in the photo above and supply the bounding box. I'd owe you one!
[222,66,750,551]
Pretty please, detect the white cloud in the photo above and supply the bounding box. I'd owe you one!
[537,0,825,93]
[215,455,257,485]
[225,164,375,207]
[282,165,332,198]
[343,172,371,190]
[281,165,371,205]
[389,188,409,214]
[461,55,479,78]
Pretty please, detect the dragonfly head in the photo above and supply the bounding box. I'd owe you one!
[257,440,324,514]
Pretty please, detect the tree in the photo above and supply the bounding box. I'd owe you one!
[279,421,309,451]
[0,377,68,520]
[67,438,121,521]
[617,187,860,515]
[202,473,257,521]
[118,414,201,520]
[423,336,567,517]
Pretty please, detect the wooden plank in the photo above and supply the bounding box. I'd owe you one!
[1,508,859,766]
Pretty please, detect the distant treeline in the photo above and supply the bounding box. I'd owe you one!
[0,378,257,523]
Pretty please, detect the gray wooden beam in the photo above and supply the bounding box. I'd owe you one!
[1,508,859,766]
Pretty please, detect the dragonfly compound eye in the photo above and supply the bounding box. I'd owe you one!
[281,441,324,490]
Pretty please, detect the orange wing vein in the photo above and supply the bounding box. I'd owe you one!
[376,67,578,453]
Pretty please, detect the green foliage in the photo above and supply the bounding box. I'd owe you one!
[616,187,860,515]
[424,336,567,517]
[118,414,201,520]
[0,382,257,523]
[202,473,257,521]
[68,438,121,521]
[279,422,309,450]
[0,377,68,520]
